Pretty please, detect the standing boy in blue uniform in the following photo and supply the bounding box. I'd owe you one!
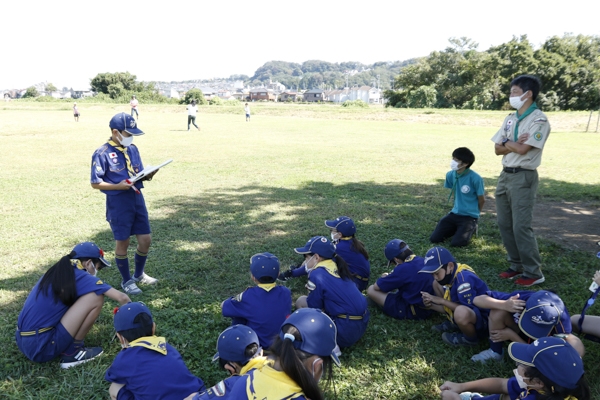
[430,147,485,247]
[106,302,206,400]
[91,113,159,295]
[420,246,489,346]
[221,252,292,348]
[367,239,435,320]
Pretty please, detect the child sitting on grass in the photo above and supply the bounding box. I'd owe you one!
[105,302,205,400]
[221,252,292,348]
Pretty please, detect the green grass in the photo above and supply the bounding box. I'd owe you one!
[1,102,600,399]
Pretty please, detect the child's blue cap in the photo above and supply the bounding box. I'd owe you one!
[71,241,111,268]
[250,252,280,282]
[419,246,456,274]
[280,308,340,367]
[509,337,583,390]
[384,239,409,262]
[109,112,144,135]
[213,324,260,363]
[294,236,335,259]
[518,291,564,339]
[114,302,153,332]
[324,216,356,237]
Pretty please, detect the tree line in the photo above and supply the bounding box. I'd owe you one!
[384,34,600,111]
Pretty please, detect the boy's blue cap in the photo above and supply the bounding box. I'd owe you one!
[250,252,280,282]
[518,291,564,339]
[213,324,260,363]
[109,112,144,135]
[384,239,409,263]
[419,246,456,274]
[324,216,356,237]
[294,236,335,259]
[509,337,583,390]
[280,308,340,367]
[114,302,153,332]
[72,241,111,268]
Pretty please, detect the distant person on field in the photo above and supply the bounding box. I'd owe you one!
[430,147,484,247]
[73,102,80,122]
[367,239,435,320]
[15,242,130,369]
[245,103,250,121]
[187,99,200,131]
[221,252,292,348]
[106,302,206,400]
[492,75,550,287]
[130,95,139,119]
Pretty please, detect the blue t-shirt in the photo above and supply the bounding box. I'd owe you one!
[105,338,205,400]
[376,255,434,306]
[335,239,370,290]
[447,266,489,327]
[17,267,112,332]
[222,284,291,348]
[91,141,145,195]
[477,376,539,399]
[444,169,484,218]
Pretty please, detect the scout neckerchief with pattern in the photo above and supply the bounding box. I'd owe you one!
[513,102,538,141]
[108,139,135,178]
[314,259,340,278]
[128,336,167,355]
[443,263,476,321]
[447,169,470,203]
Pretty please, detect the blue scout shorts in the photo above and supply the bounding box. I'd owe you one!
[106,190,151,241]
[16,323,73,363]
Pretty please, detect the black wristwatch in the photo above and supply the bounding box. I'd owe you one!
[502,138,510,146]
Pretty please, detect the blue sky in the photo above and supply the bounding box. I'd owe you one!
[2,0,599,89]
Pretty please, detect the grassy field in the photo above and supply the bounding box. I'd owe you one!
[1,101,599,399]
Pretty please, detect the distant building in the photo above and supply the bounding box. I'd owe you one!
[280,91,299,102]
[249,88,275,101]
[303,89,324,102]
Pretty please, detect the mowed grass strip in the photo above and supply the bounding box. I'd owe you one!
[1,102,599,399]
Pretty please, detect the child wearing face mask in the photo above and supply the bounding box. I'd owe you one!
[294,236,369,349]
[430,147,485,247]
[106,302,206,400]
[15,242,131,369]
[91,113,160,296]
[439,336,590,400]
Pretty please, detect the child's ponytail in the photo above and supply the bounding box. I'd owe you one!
[36,252,78,306]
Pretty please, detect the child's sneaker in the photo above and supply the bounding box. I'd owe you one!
[133,273,158,285]
[431,320,460,333]
[122,279,142,295]
[514,275,545,287]
[471,348,504,362]
[442,332,478,346]
[460,392,483,400]
[60,346,103,369]
[498,269,521,279]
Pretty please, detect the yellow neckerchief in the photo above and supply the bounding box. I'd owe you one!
[72,259,85,270]
[108,139,135,177]
[443,263,476,321]
[314,259,340,278]
[128,336,167,355]
[245,360,303,399]
[239,356,268,375]
[257,283,276,292]
[403,254,416,263]
[339,237,352,241]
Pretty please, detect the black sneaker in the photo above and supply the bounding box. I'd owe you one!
[60,346,103,369]
[431,320,460,333]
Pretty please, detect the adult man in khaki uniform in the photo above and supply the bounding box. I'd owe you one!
[491,75,550,287]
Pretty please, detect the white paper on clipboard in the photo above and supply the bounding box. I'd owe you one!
[130,159,173,182]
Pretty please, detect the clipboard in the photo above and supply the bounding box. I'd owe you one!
[130,159,173,183]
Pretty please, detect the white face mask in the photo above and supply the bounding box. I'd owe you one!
[509,91,529,110]
[330,232,340,242]
[513,368,528,389]
[303,255,316,273]
[311,358,323,382]
[450,160,461,171]
[87,260,98,277]
[118,131,134,147]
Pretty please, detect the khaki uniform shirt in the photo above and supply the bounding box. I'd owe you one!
[490,108,551,170]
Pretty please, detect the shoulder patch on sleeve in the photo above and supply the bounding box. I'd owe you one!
[457,282,471,294]
[533,132,543,141]
[96,280,104,285]
[533,117,547,123]
[305,280,316,291]
[234,292,244,302]
[208,380,227,397]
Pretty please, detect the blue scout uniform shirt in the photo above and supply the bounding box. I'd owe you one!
[222,284,292,348]
[192,357,268,400]
[227,361,306,400]
[445,266,489,327]
[105,337,205,400]
[17,267,112,332]
[476,376,539,400]
[445,169,484,219]
[376,255,434,306]
[486,290,572,334]
[91,141,145,195]
[335,239,370,291]
[306,260,367,318]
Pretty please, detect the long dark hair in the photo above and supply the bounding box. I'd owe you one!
[524,366,590,400]
[269,324,333,400]
[36,251,78,306]
[349,237,369,260]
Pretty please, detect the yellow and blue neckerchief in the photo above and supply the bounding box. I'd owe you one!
[128,336,167,355]
[443,263,476,321]
[108,139,135,177]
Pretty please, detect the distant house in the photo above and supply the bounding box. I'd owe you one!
[72,89,94,99]
[266,80,286,92]
[303,89,325,102]
[280,91,299,102]
[249,88,275,101]
[326,89,350,103]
